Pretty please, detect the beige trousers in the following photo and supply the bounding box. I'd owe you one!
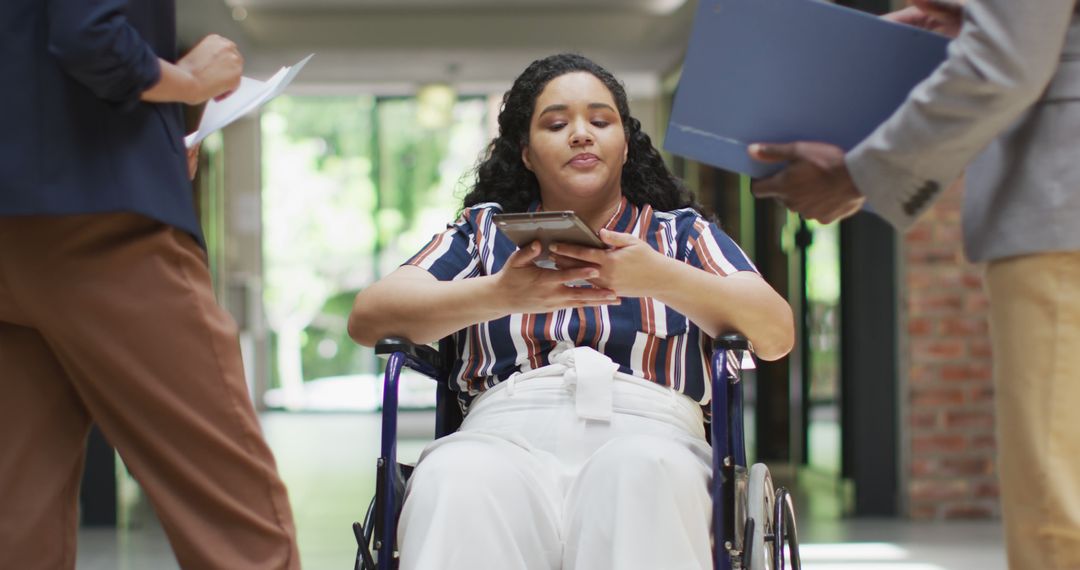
[986,251,1080,569]
[0,214,299,570]
[399,355,713,570]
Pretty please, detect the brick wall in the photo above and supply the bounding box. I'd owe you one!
[902,182,999,519]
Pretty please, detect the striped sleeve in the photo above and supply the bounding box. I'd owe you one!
[677,211,757,276]
[403,210,481,281]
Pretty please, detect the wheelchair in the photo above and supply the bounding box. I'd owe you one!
[353,333,801,570]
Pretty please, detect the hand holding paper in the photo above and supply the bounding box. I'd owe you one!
[180,35,244,104]
[185,54,314,149]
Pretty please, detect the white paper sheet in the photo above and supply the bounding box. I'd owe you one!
[184,54,314,148]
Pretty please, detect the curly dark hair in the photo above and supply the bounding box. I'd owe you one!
[462,53,703,214]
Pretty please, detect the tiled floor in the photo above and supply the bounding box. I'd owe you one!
[76,412,1007,569]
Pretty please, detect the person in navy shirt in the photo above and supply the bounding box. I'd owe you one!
[0,2,299,568]
[350,53,794,570]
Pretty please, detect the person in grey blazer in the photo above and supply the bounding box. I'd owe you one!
[750,0,1080,567]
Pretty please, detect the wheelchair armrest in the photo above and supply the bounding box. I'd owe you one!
[375,336,444,373]
[712,333,750,352]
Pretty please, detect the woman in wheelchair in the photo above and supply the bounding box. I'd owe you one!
[349,53,794,570]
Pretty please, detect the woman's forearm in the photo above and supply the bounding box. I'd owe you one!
[347,268,507,347]
[141,59,198,104]
[651,259,795,361]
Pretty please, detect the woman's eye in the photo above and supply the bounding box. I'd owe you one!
[592,120,609,128]
[547,123,566,131]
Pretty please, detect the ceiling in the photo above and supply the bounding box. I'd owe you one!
[178,0,697,96]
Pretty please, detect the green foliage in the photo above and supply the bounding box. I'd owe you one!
[299,290,367,381]
[271,96,376,169]
[377,99,451,239]
[261,94,490,391]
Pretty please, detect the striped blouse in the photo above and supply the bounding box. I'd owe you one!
[405,195,756,410]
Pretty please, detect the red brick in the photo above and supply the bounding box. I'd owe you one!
[975,481,1000,499]
[942,317,988,337]
[941,363,992,382]
[961,272,985,290]
[969,385,995,403]
[971,434,997,450]
[905,224,934,243]
[912,434,966,454]
[907,271,936,289]
[911,458,937,477]
[911,388,967,407]
[909,364,939,385]
[934,225,963,245]
[908,317,936,336]
[964,293,991,313]
[910,246,963,265]
[919,268,964,289]
[909,292,965,314]
[912,339,966,361]
[941,456,993,476]
[969,340,993,359]
[945,410,995,431]
[909,410,940,431]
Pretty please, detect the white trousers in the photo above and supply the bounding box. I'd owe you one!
[398,345,713,570]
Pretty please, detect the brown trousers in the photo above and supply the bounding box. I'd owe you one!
[0,213,299,569]
[987,252,1080,570]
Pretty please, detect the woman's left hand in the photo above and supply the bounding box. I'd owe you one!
[550,229,667,298]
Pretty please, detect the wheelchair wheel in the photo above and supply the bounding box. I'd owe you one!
[746,463,776,570]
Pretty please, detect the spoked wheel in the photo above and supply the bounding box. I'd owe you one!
[772,487,802,570]
[745,463,776,570]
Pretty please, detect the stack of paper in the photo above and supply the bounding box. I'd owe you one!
[184,54,314,148]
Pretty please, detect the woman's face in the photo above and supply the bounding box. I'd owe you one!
[522,72,628,206]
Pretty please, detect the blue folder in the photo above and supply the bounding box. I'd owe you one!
[664,0,950,178]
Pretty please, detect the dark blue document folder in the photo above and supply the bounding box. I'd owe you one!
[664,0,950,178]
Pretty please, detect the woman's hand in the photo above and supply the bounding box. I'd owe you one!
[543,232,795,360]
[549,229,668,298]
[494,241,618,314]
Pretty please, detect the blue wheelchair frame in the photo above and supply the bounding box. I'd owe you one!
[353,334,800,570]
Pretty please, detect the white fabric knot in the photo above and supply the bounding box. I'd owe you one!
[549,342,618,422]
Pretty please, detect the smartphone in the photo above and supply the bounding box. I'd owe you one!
[492,211,607,275]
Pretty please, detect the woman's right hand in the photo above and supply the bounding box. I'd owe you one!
[177,34,244,104]
[493,242,618,314]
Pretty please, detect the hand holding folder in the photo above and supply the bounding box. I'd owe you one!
[664,0,952,179]
[744,0,963,224]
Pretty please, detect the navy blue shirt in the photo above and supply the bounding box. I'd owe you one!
[0,0,202,245]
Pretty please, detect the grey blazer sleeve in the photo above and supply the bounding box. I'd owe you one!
[845,0,1077,230]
